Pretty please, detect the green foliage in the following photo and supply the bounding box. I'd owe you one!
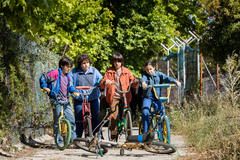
[0,28,59,146]
[1,0,115,74]
[199,0,240,65]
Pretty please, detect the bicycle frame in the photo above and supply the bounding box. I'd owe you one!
[75,86,98,135]
[41,89,71,150]
[58,104,68,135]
[142,84,176,143]
[75,108,176,156]
[105,80,138,138]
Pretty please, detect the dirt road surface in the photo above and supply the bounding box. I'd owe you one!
[1,127,195,160]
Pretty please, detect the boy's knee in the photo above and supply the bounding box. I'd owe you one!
[142,108,150,116]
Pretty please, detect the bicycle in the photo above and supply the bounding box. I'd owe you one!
[73,108,176,157]
[139,84,176,144]
[105,80,138,141]
[74,85,99,138]
[41,89,72,150]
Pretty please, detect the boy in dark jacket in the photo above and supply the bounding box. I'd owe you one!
[69,54,103,138]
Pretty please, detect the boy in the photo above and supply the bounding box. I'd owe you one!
[39,55,79,143]
[70,54,103,138]
[141,61,181,134]
[100,52,139,140]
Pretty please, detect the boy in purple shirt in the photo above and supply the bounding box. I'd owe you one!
[40,56,80,143]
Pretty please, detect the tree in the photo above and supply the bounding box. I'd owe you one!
[0,0,114,72]
[199,0,240,65]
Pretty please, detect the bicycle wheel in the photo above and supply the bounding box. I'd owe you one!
[84,116,93,138]
[73,137,108,154]
[139,120,143,135]
[55,118,71,150]
[108,118,112,141]
[146,141,176,154]
[162,116,171,143]
[124,110,133,139]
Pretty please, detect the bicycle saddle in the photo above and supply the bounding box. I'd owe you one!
[126,132,154,143]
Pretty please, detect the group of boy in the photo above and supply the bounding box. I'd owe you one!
[39,52,181,143]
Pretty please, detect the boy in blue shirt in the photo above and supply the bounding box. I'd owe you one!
[141,61,181,134]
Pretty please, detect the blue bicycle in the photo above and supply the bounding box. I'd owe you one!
[139,84,176,144]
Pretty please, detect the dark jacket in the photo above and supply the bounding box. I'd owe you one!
[141,71,176,98]
[39,68,77,99]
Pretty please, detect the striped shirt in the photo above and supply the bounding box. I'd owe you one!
[59,74,68,100]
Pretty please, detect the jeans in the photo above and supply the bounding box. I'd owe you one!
[74,98,100,138]
[142,95,163,133]
[53,100,76,142]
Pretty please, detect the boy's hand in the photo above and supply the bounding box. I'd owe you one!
[73,92,80,97]
[43,88,50,93]
[134,78,140,83]
[142,81,147,89]
[175,81,181,88]
[105,79,112,85]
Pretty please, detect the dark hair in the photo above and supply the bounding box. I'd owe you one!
[144,61,154,67]
[112,52,124,66]
[76,54,92,67]
[59,56,73,68]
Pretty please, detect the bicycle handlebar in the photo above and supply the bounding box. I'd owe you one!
[75,86,99,97]
[144,84,176,101]
[41,89,71,104]
[104,79,139,97]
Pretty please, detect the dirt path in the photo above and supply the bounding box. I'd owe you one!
[1,127,195,160]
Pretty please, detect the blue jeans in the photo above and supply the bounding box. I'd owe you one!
[53,100,76,142]
[142,96,163,133]
[74,98,100,138]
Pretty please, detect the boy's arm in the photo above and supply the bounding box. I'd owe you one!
[100,71,110,89]
[39,74,48,89]
[159,72,181,88]
[39,70,57,89]
[94,69,103,86]
[141,74,148,89]
[159,72,177,83]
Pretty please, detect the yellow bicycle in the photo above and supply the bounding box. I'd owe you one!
[42,89,71,150]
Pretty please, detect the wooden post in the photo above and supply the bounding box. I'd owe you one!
[62,44,68,56]
[47,38,53,50]
[156,55,158,71]
[216,63,219,103]
[200,50,203,102]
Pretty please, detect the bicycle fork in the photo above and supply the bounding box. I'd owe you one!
[58,106,67,135]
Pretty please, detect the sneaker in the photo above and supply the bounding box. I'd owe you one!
[56,135,64,147]
[67,142,77,149]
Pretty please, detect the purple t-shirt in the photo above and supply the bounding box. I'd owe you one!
[59,74,68,100]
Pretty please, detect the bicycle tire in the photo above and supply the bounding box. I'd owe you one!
[85,116,93,138]
[162,116,171,143]
[139,120,143,135]
[108,118,112,141]
[55,118,71,150]
[146,141,176,154]
[125,110,133,139]
[73,137,108,154]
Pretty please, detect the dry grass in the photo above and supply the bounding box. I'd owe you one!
[169,55,240,159]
